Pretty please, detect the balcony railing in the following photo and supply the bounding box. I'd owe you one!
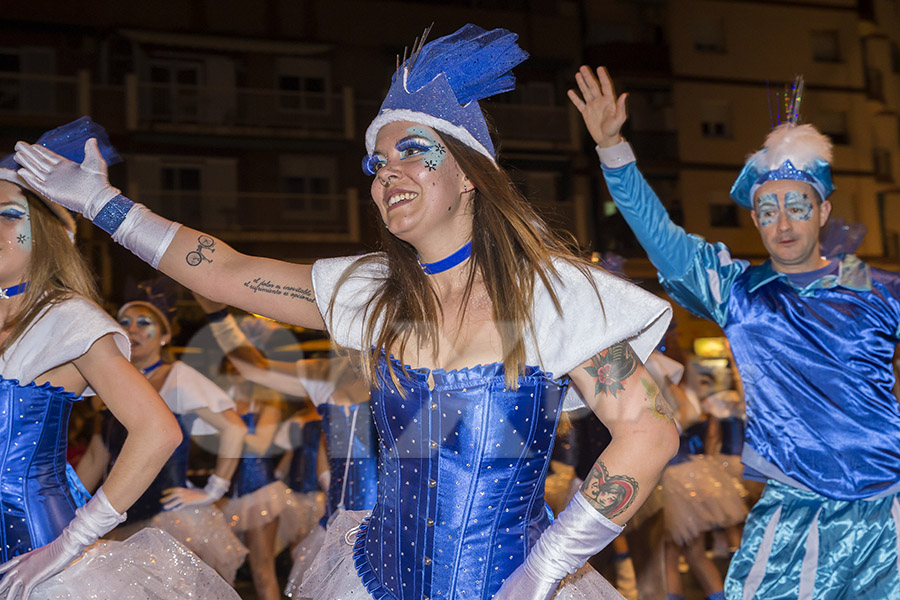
[487,103,576,149]
[129,77,354,138]
[134,188,360,242]
[0,71,355,140]
[0,71,88,122]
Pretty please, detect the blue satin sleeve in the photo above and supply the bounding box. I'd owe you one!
[602,160,749,326]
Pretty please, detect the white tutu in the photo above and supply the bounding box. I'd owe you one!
[31,527,240,599]
[225,480,294,532]
[295,510,624,600]
[278,490,326,548]
[285,523,327,598]
[661,454,749,546]
[151,505,248,584]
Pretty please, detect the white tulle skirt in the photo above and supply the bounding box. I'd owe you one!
[224,480,294,533]
[277,490,326,549]
[151,505,248,584]
[295,510,624,600]
[661,455,749,546]
[284,523,327,598]
[31,528,240,599]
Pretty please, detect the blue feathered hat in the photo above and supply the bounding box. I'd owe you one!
[363,24,528,170]
[730,123,834,210]
[0,116,121,235]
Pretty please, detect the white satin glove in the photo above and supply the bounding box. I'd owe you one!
[14,139,120,220]
[318,470,331,492]
[494,492,624,600]
[161,474,230,511]
[14,139,180,268]
[0,487,125,600]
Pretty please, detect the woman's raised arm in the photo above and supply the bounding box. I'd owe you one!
[14,139,325,329]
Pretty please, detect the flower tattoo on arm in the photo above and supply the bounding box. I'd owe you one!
[583,342,639,398]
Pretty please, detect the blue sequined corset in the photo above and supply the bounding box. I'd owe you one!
[354,358,566,600]
[0,378,80,563]
[233,412,277,497]
[287,420,323,494]
[104,410,196,523]
[319,401,378,524]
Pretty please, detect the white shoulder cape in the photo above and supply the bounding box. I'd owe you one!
[161,361,237,435]
[311,254,671,410]
[0,295,130,390]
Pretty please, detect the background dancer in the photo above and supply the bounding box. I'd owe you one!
[192,294,378,597]
[14,25,678,600]
[569,64,900,599]
[76,278,250,584]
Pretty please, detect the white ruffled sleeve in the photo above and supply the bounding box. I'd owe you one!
[525,259,672,410]
[311,254,388,350]
[158,361,237,435]
[0,295,130,388]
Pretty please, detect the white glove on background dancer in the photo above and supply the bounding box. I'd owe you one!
[494,492,624,600]
[0,488,126,600]
[14,139,180,268]
[160,474,231,511]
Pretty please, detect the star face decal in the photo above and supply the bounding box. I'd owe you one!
[424,159,437,171]
[17,234,26,245]
[434,143,446,156]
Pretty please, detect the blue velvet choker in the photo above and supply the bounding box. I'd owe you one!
[418,240,472,275]
[141,359,164,376]
[0,282,28,300]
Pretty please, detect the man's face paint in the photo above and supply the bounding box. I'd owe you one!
[751,179,831,273]
[784,191,813,222]
[755,192,780,228]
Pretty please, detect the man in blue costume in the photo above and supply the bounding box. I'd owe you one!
[568,65,900,599]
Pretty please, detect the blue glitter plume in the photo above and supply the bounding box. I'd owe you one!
[401,24,528,106]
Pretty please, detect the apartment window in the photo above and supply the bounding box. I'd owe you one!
[811,30,841,63]
[160,165,203,223]
[866,68,885,102]
[519,82,555,106]
[700,101,732,139]
[874,148,892,182]
[709,203,740,228]
[147,59,203,122]
[817,111,849,145]
[0,47,55,114]
[277,58,329,113]
[693,18,726,54]
[279,155,338,224]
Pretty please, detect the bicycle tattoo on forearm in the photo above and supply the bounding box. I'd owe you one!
[186,235,215,266]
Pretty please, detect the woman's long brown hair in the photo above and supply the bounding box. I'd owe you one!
[331,132,601,390]
[0,189,101,356]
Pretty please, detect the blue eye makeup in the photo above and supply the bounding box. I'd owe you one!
[396,136,434,158]
[756,193,780,227]
[362,153,386,176]
[0,207,27,221]
[784,191,813,221]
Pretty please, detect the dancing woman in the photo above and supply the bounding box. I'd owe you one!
[15,25,678,600]
[0,119,238,600]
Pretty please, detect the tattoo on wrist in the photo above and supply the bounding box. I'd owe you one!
[580,459,638,518]
[186,235,216,266]
[243,277,315,303]
[642,377,673,422]
[583,342,638,398]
